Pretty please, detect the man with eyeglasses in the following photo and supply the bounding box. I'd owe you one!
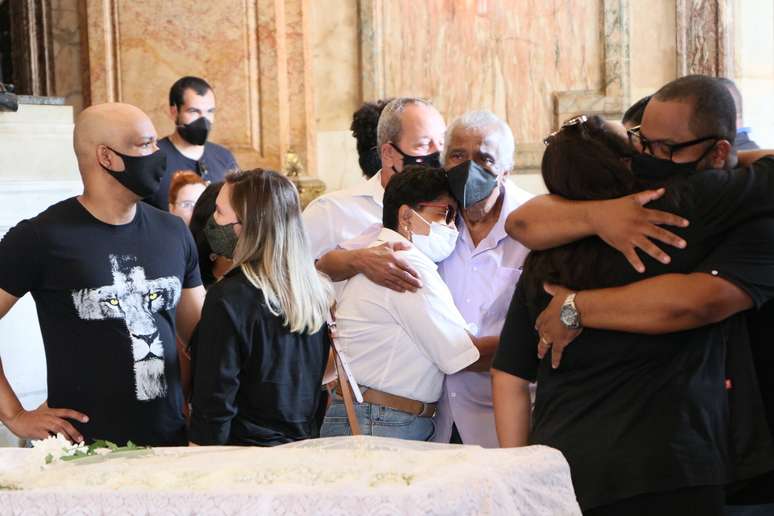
[146,76,239,210]
[303,97,446,293]
[504,75,774,514]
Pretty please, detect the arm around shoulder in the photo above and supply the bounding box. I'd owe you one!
[576,272,753,334]
[505,195,597,250]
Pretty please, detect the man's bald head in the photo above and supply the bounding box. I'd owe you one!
[74,103,158,173]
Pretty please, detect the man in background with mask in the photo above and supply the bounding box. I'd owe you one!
[305,97,446,293]
[147,76,239,210]
[0,103,205,447]
[433,111,532,447]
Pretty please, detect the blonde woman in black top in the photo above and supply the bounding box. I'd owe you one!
[190,169,333,446]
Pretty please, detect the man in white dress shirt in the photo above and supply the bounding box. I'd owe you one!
[434,111,532,447]
[302,97,446,292]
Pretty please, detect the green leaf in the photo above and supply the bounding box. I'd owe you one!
[44,453,53,465]
[125,441,137,450]
[89,440,118,452]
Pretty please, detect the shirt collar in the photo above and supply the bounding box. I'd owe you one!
[375,227,438,271]
[458,181,530,252]
[350,170,385,206]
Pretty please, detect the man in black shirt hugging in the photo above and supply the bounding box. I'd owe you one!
[0,103,206,446]
[495,75,774,515]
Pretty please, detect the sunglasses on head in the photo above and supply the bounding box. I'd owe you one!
[543,115,589,146]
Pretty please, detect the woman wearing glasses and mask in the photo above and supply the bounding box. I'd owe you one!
[320,166,495,442]
[189,169,333,446]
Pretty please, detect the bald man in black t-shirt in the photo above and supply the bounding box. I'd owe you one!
[0,103,205,446]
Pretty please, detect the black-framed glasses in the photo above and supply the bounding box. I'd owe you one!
[543,115,589,146]
[627,125,720,161]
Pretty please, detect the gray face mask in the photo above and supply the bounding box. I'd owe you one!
[204,214,238,259]
[446,160,499,209]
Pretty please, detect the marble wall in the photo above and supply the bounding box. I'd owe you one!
[310,0,362,191]
[45,0,752,194]
[80,0,317,174]
[314,0,648,193]
[733,0,774,147]
[50,0,84,112]
[630,0,677,102]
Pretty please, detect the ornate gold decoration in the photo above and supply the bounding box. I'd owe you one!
[283,150,326,209]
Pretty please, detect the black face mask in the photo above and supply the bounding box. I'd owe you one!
[177,116,212,146]
[101,147,167,198]
[446,160,499,209]
[630,153,700,180]
[389,142,441,172]
[359,146,382,178]
[204,214,239,259]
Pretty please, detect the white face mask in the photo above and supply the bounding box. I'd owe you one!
[410,209,459,263]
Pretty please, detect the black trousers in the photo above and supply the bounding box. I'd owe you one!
[584,485,725,516]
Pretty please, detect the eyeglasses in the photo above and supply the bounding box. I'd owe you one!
[417,202,456,225]
[543,115,589,146]
[627,125,720,161]
[174,200,197,210]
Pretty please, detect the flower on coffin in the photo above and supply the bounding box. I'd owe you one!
[31,434,142,465]
[30,433,88,464]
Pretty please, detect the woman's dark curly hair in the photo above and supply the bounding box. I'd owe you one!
[351,98,393,178]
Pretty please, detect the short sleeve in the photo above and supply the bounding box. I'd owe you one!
[227,150,240,172]
[180,219,203,289]
[695,217,774,309]
[493,282,540,382]
[0,220,42,297]
[392,258,479,374]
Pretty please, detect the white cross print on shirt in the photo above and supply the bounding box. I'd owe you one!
[71,255,181,401]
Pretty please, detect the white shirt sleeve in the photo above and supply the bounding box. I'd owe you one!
[338,223,383,251]
[302,198,339,260]
[391,255,480,374]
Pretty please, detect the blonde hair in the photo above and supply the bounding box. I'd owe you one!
[227,169,332,333]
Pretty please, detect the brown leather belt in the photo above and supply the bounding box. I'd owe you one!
[331,381,437,418]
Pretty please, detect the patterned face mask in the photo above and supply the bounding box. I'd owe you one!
[203,214,239,259]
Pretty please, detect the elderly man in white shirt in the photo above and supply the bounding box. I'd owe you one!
[302,97,446,292]
[434,111,532,447]
[320,167,493,441]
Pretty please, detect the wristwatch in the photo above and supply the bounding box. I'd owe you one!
[559,292,582,330]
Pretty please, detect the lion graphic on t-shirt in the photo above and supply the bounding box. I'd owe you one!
[71,255,181,401]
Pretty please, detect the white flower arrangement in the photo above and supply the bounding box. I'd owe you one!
[31,434,143,465]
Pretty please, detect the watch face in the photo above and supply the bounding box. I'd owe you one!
[560,304,580,329]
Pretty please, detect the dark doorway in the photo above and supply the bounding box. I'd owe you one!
[0,0,55,96]
[0,0,12,86]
